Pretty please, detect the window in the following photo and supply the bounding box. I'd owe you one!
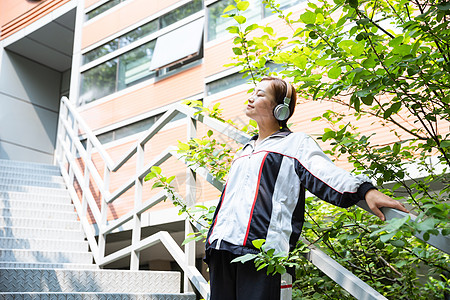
[83,38,119,65]
[160,0,203,28]
[118,40,157,90]
[80,59,118,105]
[207,0,305,41]
[79,19,204,105]
[82,0,202,65]
[86,111,187,145]
[150,18,204,70]
[79,40,157,105]
[119,20,159,48]
[86,0,126,20]
[206,72,248,96]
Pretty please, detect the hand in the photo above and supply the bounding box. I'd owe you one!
[365,189,409,221]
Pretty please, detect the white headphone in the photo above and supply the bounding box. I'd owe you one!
[273,79,292,121]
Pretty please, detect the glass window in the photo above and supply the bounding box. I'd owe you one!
[83,38,119,64]
[83,0,202,64]
[150,18,204,70]
[86,0,121,20]
[94,112,186,144]
[79,59,118,105]
[80,40,158,104]
[207,0,261,41]
[119,20,159,47]
[160,0,203,28]
[118,40,157,90]
[206,72,248,96]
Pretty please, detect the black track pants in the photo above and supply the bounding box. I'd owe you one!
[208,250,281,300]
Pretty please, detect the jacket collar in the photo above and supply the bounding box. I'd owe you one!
[244,128,292,150]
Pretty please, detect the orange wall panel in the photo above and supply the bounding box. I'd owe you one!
[80,64,204,131]
[0,0,70,40]
[80,123,225,223]
[82,0,180,49]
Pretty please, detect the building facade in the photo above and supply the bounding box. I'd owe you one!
[2,0,446,284]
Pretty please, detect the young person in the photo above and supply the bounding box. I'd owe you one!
[205,77,409,300]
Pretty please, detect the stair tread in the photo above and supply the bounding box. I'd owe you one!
[0,263,98,269]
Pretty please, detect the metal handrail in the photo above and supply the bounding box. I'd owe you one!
[55,96,449,300]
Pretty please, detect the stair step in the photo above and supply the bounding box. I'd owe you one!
[0,191,71,204]
[0,185,67,196]
[0,292,196,300]
[0,263,98,270]
[0,171,64,183]
[0,177,65,189]
[0,159,59,171]
[0,208,77,221]
[0,199,75,212]
[0,227,85,240]
[0,165,60,177]
[0,217,81,230]
[0,269,182,293]
[0,237,88,252]
[0,249,93,264]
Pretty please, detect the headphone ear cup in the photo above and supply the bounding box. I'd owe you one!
[273,104,290,121]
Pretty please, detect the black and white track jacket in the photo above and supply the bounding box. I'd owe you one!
[205,129,376,259]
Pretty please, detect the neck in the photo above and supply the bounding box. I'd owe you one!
[256,121,280,143]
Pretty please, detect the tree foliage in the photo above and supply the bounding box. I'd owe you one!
[148,0,450,298]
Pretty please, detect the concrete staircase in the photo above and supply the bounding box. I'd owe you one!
[0,159,196,300]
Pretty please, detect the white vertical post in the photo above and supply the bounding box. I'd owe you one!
[130,143,145,270]
[81,140,93,219]
[54,99,67,165]
[98,165,110,265]
[184,116,197,293]
[68,0,85,104]
[67,114,79,187]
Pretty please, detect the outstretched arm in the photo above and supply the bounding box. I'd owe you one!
[365,189,409,221]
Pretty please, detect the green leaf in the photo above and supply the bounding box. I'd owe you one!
[144,172,156,181]
[380,231,396,243]
[178,142,190,151]
[236,1,250,11]
[393,142,401,156]
[437,2,450,10]
[415,217,439,232]
[252,239,265,249]
[348,0,358,8]
[233,47,243,55]
[390,239,405,247]
[151,166,162,174]
[166,175,176,184]
[226,26,240,34]
[300,11,316,24]
[233,15,246,24]
[328,66,342,79]
[231,253,256,264]
[362,56,376,69]
[207,130,213,137]
[223,4,236,13]
[245,24,259,32]
[152,182,164,189]
[293,55,307,69]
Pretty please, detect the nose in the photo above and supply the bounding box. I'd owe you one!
[248,95,255,103]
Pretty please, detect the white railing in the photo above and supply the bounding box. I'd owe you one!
[55,96,449,300]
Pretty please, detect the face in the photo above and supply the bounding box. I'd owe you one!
[245,80,278,124]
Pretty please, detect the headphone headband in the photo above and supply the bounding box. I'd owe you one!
[273,79,293,122]
[283,79,292,104]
